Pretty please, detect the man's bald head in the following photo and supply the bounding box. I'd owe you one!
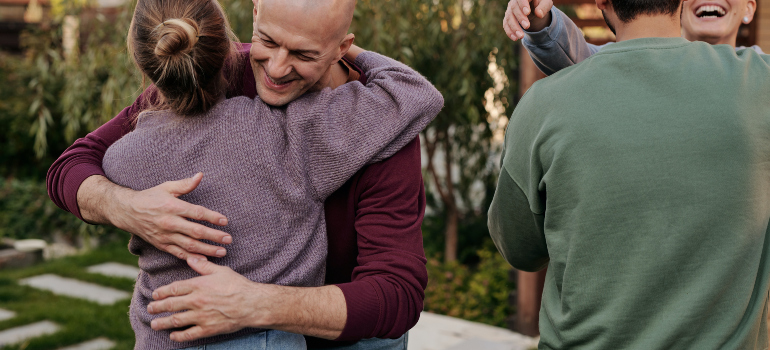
[250,0,357,106]
[256,0,355,43]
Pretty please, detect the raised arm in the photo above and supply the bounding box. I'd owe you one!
[504,0,604,76]
[286,51,444,200]
[521,8,603,75]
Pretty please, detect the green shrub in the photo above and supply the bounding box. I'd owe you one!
[0,178,121,245]
[424,244,514,328]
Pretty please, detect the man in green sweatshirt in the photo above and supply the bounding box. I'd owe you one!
[488,0,770,348]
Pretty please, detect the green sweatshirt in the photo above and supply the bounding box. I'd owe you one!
[489,37,770,349]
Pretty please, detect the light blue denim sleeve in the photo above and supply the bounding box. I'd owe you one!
[739,45,765,54]
[520,7,606,76]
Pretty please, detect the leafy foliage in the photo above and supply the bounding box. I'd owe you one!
[0,0,519,329]
[352,0,517,262]
[0,178,122,245]
[424,245,514,327]
[0,0,256,179]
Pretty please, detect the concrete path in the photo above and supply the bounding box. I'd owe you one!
[409,312,538,350]
[57,337,116,350]
[87,262,140,279]
[0,320,59,347]
[19,274,131,305]
[0,309,15,322]
[8,261,538,349]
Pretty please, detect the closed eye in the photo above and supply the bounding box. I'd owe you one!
[296,54,315,61]
[260,38,277,48]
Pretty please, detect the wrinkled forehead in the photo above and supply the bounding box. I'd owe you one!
[255,0,349,46]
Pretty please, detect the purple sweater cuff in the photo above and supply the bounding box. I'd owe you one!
[335,280,383,341]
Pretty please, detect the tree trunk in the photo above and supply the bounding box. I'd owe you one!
[423,129,460,263]
[444,206,458,262]
[442,134,458,263]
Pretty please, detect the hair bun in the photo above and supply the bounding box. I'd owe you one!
[154,18,199,58]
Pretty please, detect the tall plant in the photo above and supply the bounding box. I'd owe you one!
[19,0,256,163]
[352,0,516,262]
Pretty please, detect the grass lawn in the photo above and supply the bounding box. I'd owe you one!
[0,241,138,350]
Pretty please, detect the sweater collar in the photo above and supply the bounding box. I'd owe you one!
[598,37,690,55]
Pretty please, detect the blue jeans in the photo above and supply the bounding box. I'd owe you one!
[179,330,306,350]
[314,333,408,350]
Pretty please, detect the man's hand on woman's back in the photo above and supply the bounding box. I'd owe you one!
[78,173,232,260]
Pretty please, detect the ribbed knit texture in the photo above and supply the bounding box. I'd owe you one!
[102,52,443,350]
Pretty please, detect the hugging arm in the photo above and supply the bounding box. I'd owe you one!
[334,137,428,340]
[46,87,233,260]
[147,138,429,343]
[286,51,444,200]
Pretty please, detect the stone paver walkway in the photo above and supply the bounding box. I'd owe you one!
[87,262,140,279]
[19,274,131,305]
[409,312,538,350]
[57,337,116,350]
[8,260,538,349]
[0,320,59,347]
[0,309,16,322]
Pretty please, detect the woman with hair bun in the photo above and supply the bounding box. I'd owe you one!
[103,0,443,349]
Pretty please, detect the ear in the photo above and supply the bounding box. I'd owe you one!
[744,0,757,23]
[334,33,356,64]
[595,0,610,11]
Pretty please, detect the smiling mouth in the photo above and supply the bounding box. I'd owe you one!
[695,4,727,18]
[265,72,295,87]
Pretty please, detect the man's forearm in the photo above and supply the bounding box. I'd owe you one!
[77,175,128,225]
[257,284,347,339]
[149,262,349,342]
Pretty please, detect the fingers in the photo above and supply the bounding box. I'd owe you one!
[533,0,554,18]
[504,1,525,40]
[170,326,210,343]
[151,281,195,302]
[181,203,229,227]
[151,310,197,330]
[161,244,204,261]
[511,0,530,30]
[172,217,231,244]
[165,233,227,258]
[186,256,222,276]
[163,173,203,197]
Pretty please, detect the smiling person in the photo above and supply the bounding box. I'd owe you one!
[46,0,435,349]
[489,0,770,347]
[502,0,760,75]
[111,0,443,348]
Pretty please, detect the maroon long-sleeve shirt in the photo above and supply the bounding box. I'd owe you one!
[46,43,428,346]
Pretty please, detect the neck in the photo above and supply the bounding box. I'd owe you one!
[614,14,682,42]
[682,30,738,47]
[329,61,348,88]
[313,61,348,92]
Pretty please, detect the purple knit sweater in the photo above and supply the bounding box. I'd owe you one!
[101,52,443,350]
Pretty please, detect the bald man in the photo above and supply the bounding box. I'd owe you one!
[46,0,429,349]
